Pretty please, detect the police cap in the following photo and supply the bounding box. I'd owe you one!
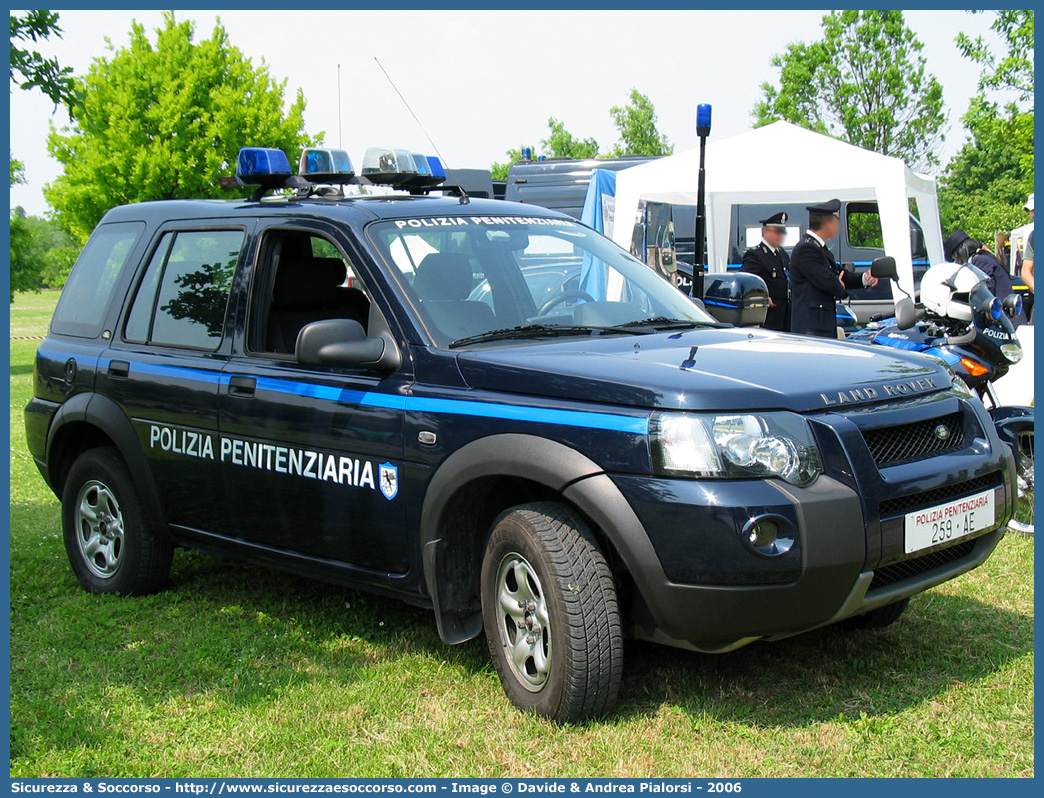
[943,230,971,261]
[806,199,841,216]
[759,211,788,229]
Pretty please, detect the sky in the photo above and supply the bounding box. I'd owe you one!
[9,8,1005,217]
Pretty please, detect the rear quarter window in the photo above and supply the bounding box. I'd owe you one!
[51,221,145,338]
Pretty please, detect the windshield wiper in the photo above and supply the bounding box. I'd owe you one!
[618,316,722,329]
[449,324,635,349]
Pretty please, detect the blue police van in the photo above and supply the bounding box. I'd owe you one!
[26,147,1016,722]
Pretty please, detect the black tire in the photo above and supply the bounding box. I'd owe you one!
[480,502,623,723]
[61,447,173,595]
[840,598,910,630]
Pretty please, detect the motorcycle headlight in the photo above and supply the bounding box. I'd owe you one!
[653,412,822,486]
[1001,342,1023,363]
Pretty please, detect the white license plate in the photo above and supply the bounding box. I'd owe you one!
[904,489,995,554]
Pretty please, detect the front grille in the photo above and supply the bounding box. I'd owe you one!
[869,539,976,591]
[862,412,964,467]
[878,473,1000,518]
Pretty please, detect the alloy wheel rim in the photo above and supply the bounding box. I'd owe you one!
[495,552,552,692]
[75,480,125,579]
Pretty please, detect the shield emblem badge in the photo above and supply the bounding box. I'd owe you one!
[379,462,399,501]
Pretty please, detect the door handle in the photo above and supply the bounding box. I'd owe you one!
[228,375,256,398]
[108,360,130,378]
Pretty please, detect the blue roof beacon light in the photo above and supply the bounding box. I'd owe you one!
[299,148,355,183]
[521,147,532,161]
[235,147,307,201]
[236,147,293,185]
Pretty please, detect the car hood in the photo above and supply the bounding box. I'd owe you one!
[454,328,952,413]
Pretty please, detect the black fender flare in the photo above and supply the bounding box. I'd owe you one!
[46,392,168,538]
[419,433,669,644]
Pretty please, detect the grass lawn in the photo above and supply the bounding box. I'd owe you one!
[8,290,1034,778]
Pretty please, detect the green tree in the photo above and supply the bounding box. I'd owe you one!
[10,10,75,107]
[541,117,599,159]
[490,117,597,179]
[956,10,1033,102]
[45,13,316,241]
[608,89,672,157]
[753,10,946,171]
[939,11,1034,243]
[10,152,25,185]
[9,207,78,299]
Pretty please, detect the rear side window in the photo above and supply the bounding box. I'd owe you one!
[51,222,144,338]
[124,230,244,350]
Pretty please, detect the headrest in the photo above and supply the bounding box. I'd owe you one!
[414,254,474,301]
[273,257,347,310]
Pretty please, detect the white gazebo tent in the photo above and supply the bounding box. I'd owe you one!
[611,121,944,300]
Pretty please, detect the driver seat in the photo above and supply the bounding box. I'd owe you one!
[413,253,495,340]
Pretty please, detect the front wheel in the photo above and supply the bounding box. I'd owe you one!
[62,447,173,595]
[481,502,623,723]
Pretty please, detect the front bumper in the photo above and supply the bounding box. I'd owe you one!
[575,395,1015,653]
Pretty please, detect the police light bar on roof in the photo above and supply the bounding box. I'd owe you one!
[299,148,355,183]
[361,147,446,190]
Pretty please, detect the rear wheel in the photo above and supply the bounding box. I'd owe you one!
[840,598,909,630]
[62,447,173,595]
[481,502,623,722]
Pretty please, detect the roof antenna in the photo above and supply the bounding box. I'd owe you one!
[373,56,468,204]
[337,63,343,149]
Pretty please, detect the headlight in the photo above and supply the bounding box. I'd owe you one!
[1001,342,1023,363]
[653,412,822,486]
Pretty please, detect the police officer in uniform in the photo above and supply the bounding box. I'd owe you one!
[790,199,878,338]
[740,211,791,331]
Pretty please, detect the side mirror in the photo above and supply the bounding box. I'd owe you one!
[701,273,769,327]
[870,256,898,280]
[894,297,924,330]
[296,318,401,372]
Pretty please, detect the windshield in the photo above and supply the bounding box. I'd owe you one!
[368,215,715,347]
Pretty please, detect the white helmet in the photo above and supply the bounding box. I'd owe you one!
[920,261,990,321]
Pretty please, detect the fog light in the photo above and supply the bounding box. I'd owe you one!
[748,520,777,548]
[741,514,796,557]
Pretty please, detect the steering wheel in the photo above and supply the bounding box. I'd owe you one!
[537,289,596,316]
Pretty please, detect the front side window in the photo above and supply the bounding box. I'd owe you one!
[124,229,244,350]
[52,221,144,338]
[368,215,716,347]
[247,229,370,356]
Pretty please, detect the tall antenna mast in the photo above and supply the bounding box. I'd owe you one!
[373,56,448,166]
[337,64,343,148]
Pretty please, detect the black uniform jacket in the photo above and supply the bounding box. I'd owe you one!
[789,233,861,338]
[740,241,790,331]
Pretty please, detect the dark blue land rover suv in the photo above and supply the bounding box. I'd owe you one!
[25,148,1016,722]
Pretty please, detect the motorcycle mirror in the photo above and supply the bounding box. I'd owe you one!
[895,297,923,330]
[870,256,898,280]
[1002,293,1024,319]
